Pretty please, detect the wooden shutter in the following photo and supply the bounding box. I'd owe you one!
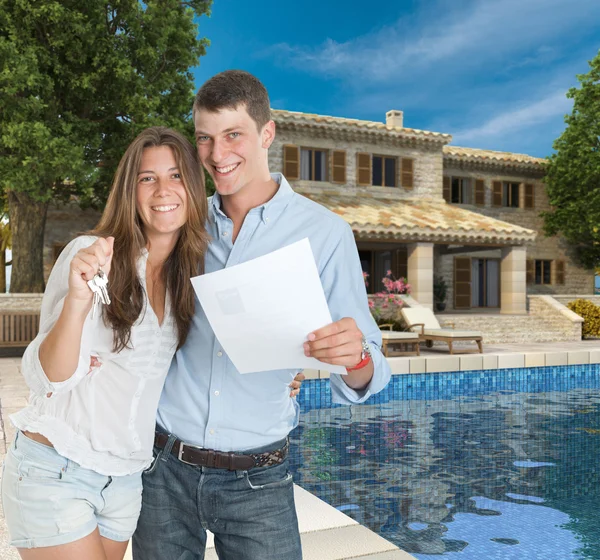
[492,181,503,207]
[356,153,371,186]
[524,183,535,209]
[331,150,346,183]
[526,259,535,284]
[475,179,485,206]
[401,158,414,189]
[283,145,300,180]
[443,176,451,202]
[555,260,565,285]
[454,257,472,309]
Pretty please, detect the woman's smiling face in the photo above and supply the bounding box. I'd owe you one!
[136,146,188,241]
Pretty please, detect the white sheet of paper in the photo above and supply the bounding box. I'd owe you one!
[191,238,346,375]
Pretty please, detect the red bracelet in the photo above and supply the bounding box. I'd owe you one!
[346,355,371,372]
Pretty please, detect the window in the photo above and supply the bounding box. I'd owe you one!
[372,156,397,187]
[535,260,552,285]
[503,182,520,208]
[300,148,328,181]
[444,176,477,204]
[528,259,566,285]
[357,154,413,188]
[451,177,471,204]
[283,145,346,183]
[492,181,522,208]
[359,248,407,294]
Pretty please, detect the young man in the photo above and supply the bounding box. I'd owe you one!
[133,70,392,560]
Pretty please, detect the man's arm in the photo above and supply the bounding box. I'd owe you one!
[303,222,391,403]
[304,317,374,390]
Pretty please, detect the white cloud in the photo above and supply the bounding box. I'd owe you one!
[451,90,573,145]
[269,0,600,84]
[260,0,597,156]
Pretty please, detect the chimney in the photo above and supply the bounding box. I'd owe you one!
[386,110,403,128]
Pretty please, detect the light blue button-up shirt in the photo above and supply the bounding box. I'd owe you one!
[156,174,391,451]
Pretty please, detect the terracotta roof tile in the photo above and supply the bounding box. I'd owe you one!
[272,109,544,168]
[299,191,537,245]
[444,145,546,166]
[272,109,452,142]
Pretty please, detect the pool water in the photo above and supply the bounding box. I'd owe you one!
[289,365,600,559]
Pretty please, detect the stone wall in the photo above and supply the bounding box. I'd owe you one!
[270,130,445,200]
[436,295,582,344]
[44,202,102,280]
[441,165,594,300]
[0,294,43,312]
[553,295,600,307]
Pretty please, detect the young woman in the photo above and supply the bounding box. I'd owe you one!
[1,126,304,560]
[0,127,210,560]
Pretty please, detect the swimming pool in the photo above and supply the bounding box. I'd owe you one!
[289,365,600,559]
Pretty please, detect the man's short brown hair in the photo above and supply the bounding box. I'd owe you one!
[193,70,271,131]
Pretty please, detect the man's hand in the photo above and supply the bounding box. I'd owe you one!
[289,372,305,397]
[303,317,363,368]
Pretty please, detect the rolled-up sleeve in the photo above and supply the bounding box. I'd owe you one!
[318,223,391,405]
[21,236,97,397]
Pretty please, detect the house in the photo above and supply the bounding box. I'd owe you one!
[269,109,594,315]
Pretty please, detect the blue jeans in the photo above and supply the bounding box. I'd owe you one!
[132,431,302,560]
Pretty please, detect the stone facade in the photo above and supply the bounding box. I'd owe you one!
[270,109,595,314]
[0,294,43,312]
[43,202,101,280]
[270,131,444,200]
[440,165,593,304]
[435,296,582,344]
[34,109,595,318]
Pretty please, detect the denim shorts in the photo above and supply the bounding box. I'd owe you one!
[1,431,143,548]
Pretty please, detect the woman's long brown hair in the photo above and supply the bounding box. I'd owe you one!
[91,127,210,352]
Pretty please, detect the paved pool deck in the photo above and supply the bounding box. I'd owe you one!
[302,339,600,379]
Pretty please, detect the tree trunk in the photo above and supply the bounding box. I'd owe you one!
[0,249,5,293]
[7,191,49,293]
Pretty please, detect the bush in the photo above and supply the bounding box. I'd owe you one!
[567,299,600,338]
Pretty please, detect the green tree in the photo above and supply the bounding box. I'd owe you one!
[0,0,211,292]
[542,50,600,269]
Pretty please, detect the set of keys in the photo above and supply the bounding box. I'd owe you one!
[87,269,111,319]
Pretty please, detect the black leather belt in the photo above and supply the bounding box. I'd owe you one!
[154,432,288,471]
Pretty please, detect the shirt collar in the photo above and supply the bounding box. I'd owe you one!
[210,173,295,225]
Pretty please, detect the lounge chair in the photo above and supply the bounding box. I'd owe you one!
[400,308,483,355]
[378,324,420,357]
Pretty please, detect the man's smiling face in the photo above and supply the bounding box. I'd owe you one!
[194,104,274,199]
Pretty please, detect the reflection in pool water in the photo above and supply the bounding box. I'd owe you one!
[289,365,600,559]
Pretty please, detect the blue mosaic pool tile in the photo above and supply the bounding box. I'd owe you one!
[291,363,600,559]
[297,364,600,412]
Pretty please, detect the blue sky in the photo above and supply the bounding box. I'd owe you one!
[192,0,600,158]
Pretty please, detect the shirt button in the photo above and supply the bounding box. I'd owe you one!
[209,429,215,435]
[222,231,228,237]
[214,390,220,396]
[217,351,223,357]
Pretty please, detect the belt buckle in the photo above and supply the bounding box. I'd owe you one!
[177,441,204,466]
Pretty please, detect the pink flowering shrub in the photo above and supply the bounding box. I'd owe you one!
[365,270,411,325]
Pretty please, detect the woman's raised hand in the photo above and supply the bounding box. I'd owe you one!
[68,237,115,302]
